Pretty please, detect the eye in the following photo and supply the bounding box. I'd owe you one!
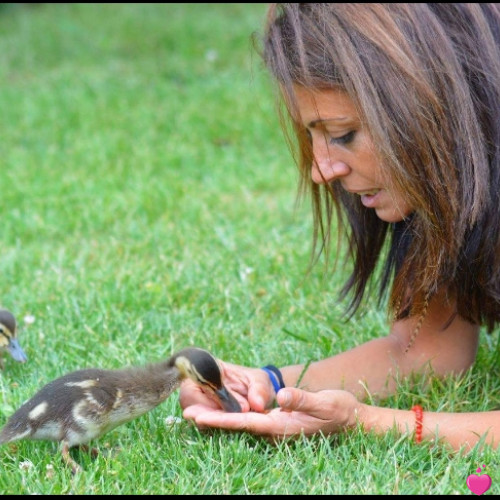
[304,128,312,145]
[329,130,355,146]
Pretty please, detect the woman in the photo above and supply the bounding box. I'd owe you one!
[181,4,500,452]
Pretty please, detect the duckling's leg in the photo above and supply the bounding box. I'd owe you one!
[79,444,100,459]
[61,442,83,475]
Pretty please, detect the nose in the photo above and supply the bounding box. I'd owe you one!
[311,159,350,185]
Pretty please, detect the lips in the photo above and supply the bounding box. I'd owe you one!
[359,190,382,208]
[341,185,383,208]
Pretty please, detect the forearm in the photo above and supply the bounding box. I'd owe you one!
[280,335,407,399]
[358,404,500,452]
[280,305,479,400]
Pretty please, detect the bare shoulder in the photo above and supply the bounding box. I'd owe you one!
[390,291,480,374]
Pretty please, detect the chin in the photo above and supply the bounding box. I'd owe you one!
[375,208,413,223]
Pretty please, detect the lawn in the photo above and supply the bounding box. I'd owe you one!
[0,3,498,494]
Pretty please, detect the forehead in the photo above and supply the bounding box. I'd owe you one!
[292,85,359,124]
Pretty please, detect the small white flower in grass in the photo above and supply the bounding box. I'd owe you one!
[205,49,218,62]
[24,315,36,325]
[45,464,55,479]
[164,416,182,427]
[19,460,34,470]
[239,266,254,282]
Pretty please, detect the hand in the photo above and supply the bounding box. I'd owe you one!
[179,360,277,414]
[182,386,363,440]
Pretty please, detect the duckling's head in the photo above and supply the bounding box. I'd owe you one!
[0,309,27,364]
[170,347,241,413]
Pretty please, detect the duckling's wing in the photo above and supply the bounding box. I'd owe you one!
[0,368,113,446]
[80,369,177,431]
[69,371,136,434]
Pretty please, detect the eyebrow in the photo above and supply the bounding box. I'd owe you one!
[308,117,349,128]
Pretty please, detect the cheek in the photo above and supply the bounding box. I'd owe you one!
[360,152,383,183]
[376,194,414,223]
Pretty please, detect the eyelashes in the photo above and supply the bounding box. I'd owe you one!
[304,128,356,147]
[305,129,313,144]
[329,130,355,145]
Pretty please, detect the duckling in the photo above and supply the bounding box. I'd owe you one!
[0,346,240,473]
[0,309,28,369]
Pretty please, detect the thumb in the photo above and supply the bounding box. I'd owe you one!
[277,387,318,413]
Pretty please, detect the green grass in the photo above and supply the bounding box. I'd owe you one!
[0,3,499,494]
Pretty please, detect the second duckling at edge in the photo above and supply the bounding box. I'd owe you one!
[0,347,241,473]
[0,309,28,369]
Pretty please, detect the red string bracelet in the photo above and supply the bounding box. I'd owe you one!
[411,405,424,444]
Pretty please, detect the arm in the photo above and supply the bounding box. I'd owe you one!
[359,402,499,453]
[180,295,484,450]
[184,387,500,453]
[281,294,480,399]
[180,295,479,413]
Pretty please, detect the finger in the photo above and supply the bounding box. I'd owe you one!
[179,379,221,410]
[244,367,282,412]
[183,403,223,421]
[218,363,270,413]
[191,406,320,438]
[247,379,272,413]
[193,408,278,434]
[276,388,326,417]
[182,404,219,431]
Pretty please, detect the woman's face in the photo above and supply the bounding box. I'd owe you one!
[295,85,414,223]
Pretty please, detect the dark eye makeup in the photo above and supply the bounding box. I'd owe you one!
[329,130,355,145]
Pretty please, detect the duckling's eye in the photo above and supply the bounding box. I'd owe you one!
[329,130,355,146]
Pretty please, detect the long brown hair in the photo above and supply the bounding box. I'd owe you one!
[259,4,500,330]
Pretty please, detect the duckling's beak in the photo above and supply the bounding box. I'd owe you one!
[7,338,27,363]
[214,385,242,413]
